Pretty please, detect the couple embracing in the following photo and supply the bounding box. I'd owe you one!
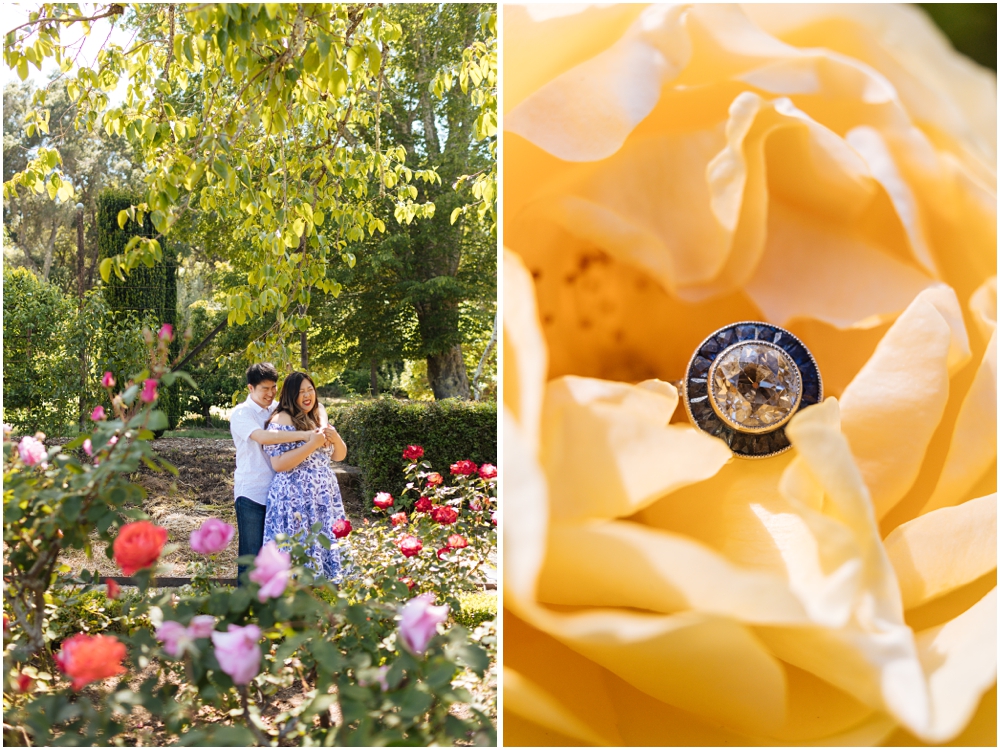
[229,363,348,583]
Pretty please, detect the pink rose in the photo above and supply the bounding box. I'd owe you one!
[17,436,46,466]
[83,439,93,457]
[101,371,115,388]
[187,615,216,640]
[391,512,408,527]
[331,519,352,539]
[249,541,291,602]
[90,405,106,422]
[140,379,158,403]
[478,463,497,480]
[158,324,173,342]
[105,579,121,600]
[373,492,394,510]
[155,620,193,658]
[189,518,235,555]
[436,546,450,560]
[211,624,262,685]
[398,594,449,655]
[447,534,468,549]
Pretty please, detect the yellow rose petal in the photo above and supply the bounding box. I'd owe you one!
[542,376,731,521]
[504,666,611,746]
[839,286,969,518]
[885,494,997,610]
[913,588,998,743]
[745,202,934,330]
[503,249,548,447]
[538,519,808,623]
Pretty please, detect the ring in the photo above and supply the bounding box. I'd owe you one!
[680,321,823,458]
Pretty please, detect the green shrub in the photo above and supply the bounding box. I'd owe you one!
[328,398,497,499]
[453,592,497,630]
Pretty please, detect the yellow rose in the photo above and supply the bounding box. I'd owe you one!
[503,4,996,746]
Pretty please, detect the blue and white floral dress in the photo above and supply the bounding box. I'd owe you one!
[262,424,346,580]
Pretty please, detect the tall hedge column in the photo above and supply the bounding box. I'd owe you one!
[96,189,180,428]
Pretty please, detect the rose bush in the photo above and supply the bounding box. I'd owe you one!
[504,4,995,747]
[4,343,497,745]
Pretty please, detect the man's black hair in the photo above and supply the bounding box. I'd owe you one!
[246,362,279,387]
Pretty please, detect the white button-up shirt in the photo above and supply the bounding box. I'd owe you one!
[230,394,278,505]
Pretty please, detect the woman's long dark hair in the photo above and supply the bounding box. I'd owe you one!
[265,372,320,430]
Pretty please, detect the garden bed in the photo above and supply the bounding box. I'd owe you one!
[55,438,364,581]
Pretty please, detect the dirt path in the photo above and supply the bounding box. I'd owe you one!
[57,438,365,580]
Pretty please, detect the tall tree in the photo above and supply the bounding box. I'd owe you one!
[4,4,440,370]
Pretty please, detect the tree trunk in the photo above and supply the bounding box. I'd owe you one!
[427,345,470,400]
[370,359,380,397]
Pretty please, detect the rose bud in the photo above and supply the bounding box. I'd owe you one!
[491,510,497,526]
[83,439,93,457]
[54,633,127,690]
[16,673,33,693]
[112,521,168,576]
[90,405,106,422]
[397,595,449,656]
[101,371,116,388]
[391,512,408,527]
[139,378,158,403]
[331,519,353,539]
[105,578,121,600]
[158,323,174,342]
[373,492,394,510]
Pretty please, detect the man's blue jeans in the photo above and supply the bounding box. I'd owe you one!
[235,496,266,585]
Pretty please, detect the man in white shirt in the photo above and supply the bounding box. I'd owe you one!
[229,363,316,583]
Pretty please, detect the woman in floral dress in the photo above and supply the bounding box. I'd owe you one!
[261,372,348,580]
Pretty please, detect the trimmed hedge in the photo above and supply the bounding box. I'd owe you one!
[328,398,497,500]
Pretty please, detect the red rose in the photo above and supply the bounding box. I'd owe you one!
[55,633,127,690]
[414,497,432,513]
[331,519,353,539]
[399,577,416,590]
[478,463,497,480]
[16,672,33,692]
[391,512,408,527]
[402,445,424,461]
[431,505,459,525]
[447,534,468,549]
[436,546,451,560]
[105,578,121,600]
[373,492,394,510]
[450,459,478,476]
[112,521,168,576]
[425,472,443,486]
[397,535,423,558]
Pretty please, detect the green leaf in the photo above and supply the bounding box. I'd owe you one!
[308,638,343,673]
[117,209,129,229]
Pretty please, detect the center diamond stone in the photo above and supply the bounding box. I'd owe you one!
[709,342,801,432]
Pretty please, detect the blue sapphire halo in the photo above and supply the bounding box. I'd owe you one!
[681,321,823,459]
